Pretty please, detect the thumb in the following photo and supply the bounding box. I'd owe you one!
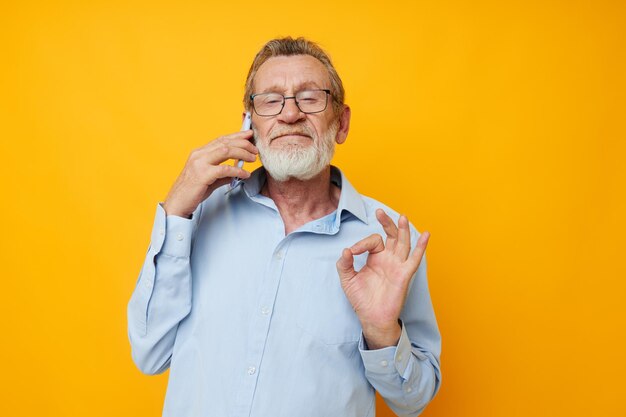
[336,248,356,281]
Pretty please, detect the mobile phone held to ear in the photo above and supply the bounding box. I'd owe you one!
[227,111,252,193]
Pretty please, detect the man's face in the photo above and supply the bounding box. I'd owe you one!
[250,55,344,181]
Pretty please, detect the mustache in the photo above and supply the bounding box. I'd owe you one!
[268,124,314,141]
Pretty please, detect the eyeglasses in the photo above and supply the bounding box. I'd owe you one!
[250,89,331,117]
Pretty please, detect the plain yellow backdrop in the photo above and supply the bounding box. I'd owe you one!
[1,0,624,416]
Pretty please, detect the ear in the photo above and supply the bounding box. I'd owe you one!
[335,105,351,144]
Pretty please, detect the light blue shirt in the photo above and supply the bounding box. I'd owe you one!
[128,166,441,417]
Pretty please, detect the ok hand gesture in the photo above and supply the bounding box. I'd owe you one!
[336,209,430,350]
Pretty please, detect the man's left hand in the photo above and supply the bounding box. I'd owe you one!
[336,209,430,350]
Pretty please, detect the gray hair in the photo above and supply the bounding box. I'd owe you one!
[243,37,345,115]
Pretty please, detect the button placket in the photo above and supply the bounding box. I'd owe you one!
[236,238,290,413]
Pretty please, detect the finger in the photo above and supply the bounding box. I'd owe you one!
[199,130,256,152]
[396,215,411,259]
[219,137,258,154]
[336,248,357,281]
[203,177,231,198]
[204,146,258,166]
[407,231,430,271]
[376,209,398,250]
[205,164,251,182]
[219,129,255,142]
[350,233,385,256]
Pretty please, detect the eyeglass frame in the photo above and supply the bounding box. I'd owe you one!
[249,89,332,117]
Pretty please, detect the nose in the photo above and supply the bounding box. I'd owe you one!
[277,96,306,124]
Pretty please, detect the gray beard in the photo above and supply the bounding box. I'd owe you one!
[254,121,338,182]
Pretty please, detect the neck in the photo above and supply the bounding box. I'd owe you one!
[261,166,341,235]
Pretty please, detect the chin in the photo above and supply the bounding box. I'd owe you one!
[257,121,338,182]
[260,146,332,182]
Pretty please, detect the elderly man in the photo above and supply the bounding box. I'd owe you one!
[128,37,441,417]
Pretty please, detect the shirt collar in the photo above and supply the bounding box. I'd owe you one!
[330,166,369,226]
[242,166,369,226]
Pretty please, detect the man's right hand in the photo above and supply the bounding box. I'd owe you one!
[162,129,258,218]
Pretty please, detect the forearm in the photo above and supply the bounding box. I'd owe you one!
[127,203,199,374]
[360,322,441,416]
[362,320,402,350]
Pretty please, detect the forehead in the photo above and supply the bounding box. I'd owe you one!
[253,55,331,93]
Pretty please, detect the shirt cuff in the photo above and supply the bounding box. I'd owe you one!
[359,321,413,380]
[150,203,195,258]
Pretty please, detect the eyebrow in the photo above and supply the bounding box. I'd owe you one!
[259,81,326,94]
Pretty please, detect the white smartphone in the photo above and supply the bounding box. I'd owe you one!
[228,111,252,192]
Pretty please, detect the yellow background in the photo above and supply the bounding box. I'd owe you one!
[1,0,624,416]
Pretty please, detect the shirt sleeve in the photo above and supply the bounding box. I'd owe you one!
[358,253,442,417]
[127,202,202,375]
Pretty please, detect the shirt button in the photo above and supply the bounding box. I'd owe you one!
[275,251,283,260]
[380,360,388,367]
[176,233,184,241]
[397,354,403,362]
[260,306,271,315]
[159,228,165,236]
[247,366,256,375]
[406,387,412,393]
